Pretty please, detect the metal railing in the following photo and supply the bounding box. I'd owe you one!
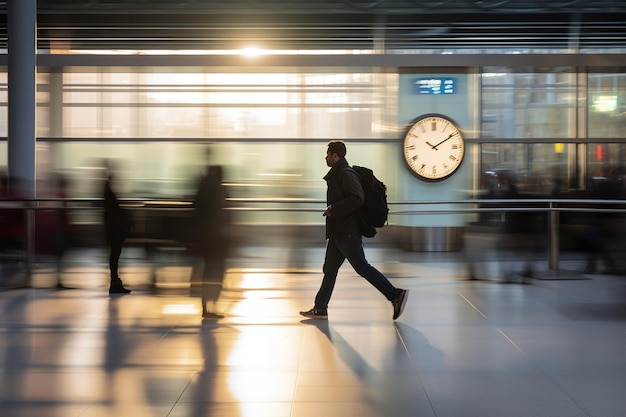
[1,197,625,274]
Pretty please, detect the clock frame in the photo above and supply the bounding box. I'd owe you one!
[402,114,465,181]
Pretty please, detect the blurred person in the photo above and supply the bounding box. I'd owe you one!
[578,175,619,273]
[282,170,309,271]
[0,176,27,251]
[103,167,132,294]
[473,169,541,283]
[486,169,518,199]
[0,172,22,253]
[190,165,230,319]
[35,174,72,289]
[0,174,28,286]
[496,170,543,282]
[300,141,408,320]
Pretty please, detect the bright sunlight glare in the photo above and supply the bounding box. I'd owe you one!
[240,46,265,57]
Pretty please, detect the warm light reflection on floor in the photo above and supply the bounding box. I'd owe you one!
[226,327,302,408]
[237,271,285,288]
[8,247,619,417]
[219,270,304,325]
[219,269,302,411]
[240,290,290,299]
[162,303,199,315]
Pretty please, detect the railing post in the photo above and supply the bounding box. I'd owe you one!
[548,200,559,271]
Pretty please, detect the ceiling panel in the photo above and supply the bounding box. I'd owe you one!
[0,1,624,52]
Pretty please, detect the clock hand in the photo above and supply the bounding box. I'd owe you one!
[425,141,436,148]
[430,131,458,150]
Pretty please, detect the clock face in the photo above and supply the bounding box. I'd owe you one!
[403,114,465,181]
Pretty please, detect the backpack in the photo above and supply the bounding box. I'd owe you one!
[349,165,389,238]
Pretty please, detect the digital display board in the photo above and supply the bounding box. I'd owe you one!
[414,77,456,94]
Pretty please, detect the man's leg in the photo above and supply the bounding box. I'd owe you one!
[338,236,408,319]
[201,254,225,318]
[337,235,396,300]
[109,239,122,280]
[109,237,131,294]
[313,239,345,309]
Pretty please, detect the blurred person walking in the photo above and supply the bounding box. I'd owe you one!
[190,165,230,319]
[300,141,408,320]
[35,174,72,289]
[103,169,132,294]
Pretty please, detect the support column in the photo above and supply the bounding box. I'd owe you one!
[8,0,37,198]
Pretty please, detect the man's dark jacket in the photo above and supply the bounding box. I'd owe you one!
[323,158,364,239]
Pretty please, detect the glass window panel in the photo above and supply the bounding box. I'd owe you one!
[586,143,626,195]
[528,143,569,194]
[480,143,568,195]
[0,106,6,137]
[64,91,100,102]
[587,69,626,139]
[63,107,98,137]
[481,67,576,139]
[63,72,99,84]
[0,142,6,170]
[36,107,49,137]
[40,138,399,227]
[481,143,527,173]
[47,68,395,140]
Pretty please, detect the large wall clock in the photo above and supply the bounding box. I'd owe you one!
[402,114,465,181]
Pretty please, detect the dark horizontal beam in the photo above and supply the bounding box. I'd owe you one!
[19,53,626,68]
[29,0,626,15]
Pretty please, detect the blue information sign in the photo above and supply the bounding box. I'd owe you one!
[414,77,456,94]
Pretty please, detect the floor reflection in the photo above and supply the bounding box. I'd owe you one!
[0,246,624,416]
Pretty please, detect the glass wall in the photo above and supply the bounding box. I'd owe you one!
[586,69,626,192]
[37,69,397,140]
[480,67,577,194]
[482,67,576,139]
[29,68,399,226]
[588,69,626,139]
[1,65,625,224]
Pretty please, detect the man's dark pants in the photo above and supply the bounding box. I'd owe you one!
[314,235,397,309]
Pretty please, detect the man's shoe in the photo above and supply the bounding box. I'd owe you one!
[56,283,73,290]
[299,308,328,320]
[109,287,131,294]
[203,312,224,319]
[109,282,131,294]
[392,289,408,320]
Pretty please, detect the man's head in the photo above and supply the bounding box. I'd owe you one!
[326,141,346,167]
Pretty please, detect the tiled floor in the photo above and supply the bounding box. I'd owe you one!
[1,245,626,417]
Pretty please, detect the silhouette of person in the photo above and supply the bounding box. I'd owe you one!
[52,174,71,288]
[191,165,230,318]
[491,170,539,282]
[300,141,408,320]
[0,173,26,255]
[35,173,72,289]
[103,169,132,294]
[0,174,28,287]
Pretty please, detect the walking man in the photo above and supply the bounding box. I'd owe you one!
[300,141,408,320]
[104,168,132,294]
